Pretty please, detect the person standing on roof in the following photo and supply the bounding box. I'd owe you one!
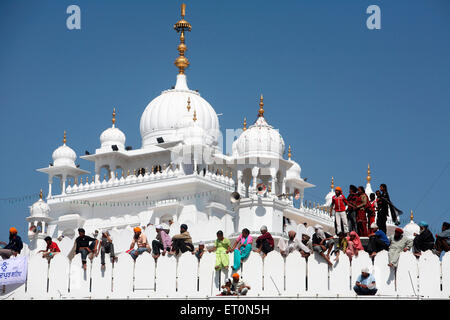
[330,186,349,235]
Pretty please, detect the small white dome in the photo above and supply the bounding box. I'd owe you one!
[324,189,334,207]
[234,116,285,158]
[140,75,219,148]
[52,144,76,167]
[30,198,50,218]
[286,160,302,180]
[100,125,126,150]
[403,220,420,240]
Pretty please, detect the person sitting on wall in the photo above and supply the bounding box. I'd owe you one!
[170,224,194,255]
[278,230,311,258]
[332,232,348,263]
[128,227,150,260]
[434,222,450,257]
[346,231,364,262]
[193,241,206,260]
[219,278,233,296]
[353,267,377,295]
[254,225,274,258]
[231,273,251,296]
[96,230,117,270]
[412,221,435,257]
[366,223,390,258]
[0,227,23,259]
[38,236,60,261]
[388,228,412,268]
[152,224,172,259]
[231,228,253,271]
[312,224,334,267]
[75,228,98,270]
[209,230,231,271]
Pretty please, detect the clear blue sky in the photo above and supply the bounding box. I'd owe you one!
[1,0,449,241]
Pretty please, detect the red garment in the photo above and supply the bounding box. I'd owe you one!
[47,242,60,253]
[367,200,376,233]
[355,194,368,237]
[257,232,274,248]
[332,194,347,212]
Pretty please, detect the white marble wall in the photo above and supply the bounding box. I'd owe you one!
[1,250,449,299]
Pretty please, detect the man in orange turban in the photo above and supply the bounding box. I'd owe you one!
[230,273,251,296]
[0,227,24,259]
[129,226,150,260]
[330,186,349,235]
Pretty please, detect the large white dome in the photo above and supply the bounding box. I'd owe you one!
[140,75,219,148]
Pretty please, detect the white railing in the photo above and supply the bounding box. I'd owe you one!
[65,168,235,195]
[2,249,449,299]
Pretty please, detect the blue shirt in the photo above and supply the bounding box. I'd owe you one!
[356,273,376,289]
[375,230,390,246]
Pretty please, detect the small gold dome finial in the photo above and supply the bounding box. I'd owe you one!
[258,94,264,117]
[186,97,191,112]
[63,131,67,144]
[288,145,291,159]
[174,3,192,75]
[112,108,116,126]
[331,176,334,190]
[410,210,414,221]
[39,189,43,200]
[243,117,247,131]
[367,164,371,183]
[193,109,197,122]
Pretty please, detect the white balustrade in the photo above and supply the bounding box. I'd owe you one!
[3,250,449,299]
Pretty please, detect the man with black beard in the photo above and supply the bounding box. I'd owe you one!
[413,221,435,257]
[388,228,412,268]
[346,185,359,233]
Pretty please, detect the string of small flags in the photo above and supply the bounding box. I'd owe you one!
[0,193,41,205]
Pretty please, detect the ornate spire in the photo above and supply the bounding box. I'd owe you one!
[193,109,197,122]
[410,210,414,221]
[288,145,291,159]
[366,164,371,183]
[174,3,192,75]
[258,94,264,117]
[186,97,191,112]
[112,108,116,127]
[39,189,43,200]
[331,176,334,190]
[243,117,247,131]
[63,131,67,145]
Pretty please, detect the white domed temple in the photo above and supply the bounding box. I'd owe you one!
[2,4,448,300]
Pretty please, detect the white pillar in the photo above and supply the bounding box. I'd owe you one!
[270,168,277,196]
[61,174,67,195]
[48,177,53,199]
[251,167,259,195]
[237,169,243,194]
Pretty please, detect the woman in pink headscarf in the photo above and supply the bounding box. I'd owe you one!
[346,231,364,261]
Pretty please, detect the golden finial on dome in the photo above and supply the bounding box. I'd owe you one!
[367,164,371,183]
[331,176,334,190]
[288,145,292,159]
[258,94,264,117]
[174,3,192,75]
[86,176,89,183]
[186,97,191,112]
[243,117,247,131]
[39,189,43,200]
[410,210,414,221]
[112,108,116,126]
[63,131,67,144]
[193,109,197,122]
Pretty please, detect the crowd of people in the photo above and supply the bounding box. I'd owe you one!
[329,183,402,237]
[1,194,449,296]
